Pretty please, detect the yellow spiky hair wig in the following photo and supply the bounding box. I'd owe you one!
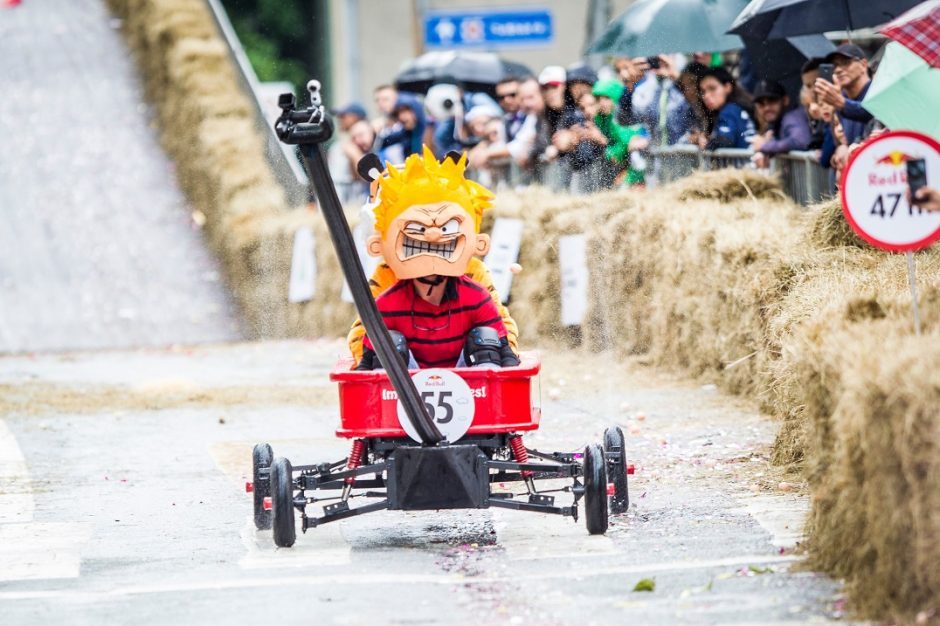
[373,146,494,234]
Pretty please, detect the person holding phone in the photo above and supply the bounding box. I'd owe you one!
[907,159,940,212]
[909,187,940,211]
[630,54,697,148]
[813,44,873,147]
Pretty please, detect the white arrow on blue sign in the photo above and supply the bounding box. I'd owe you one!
[424,9,553,49]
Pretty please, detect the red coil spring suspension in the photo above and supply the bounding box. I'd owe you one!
[508,435,533,478]
[345,439,365,486]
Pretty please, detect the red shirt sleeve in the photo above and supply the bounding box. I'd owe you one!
[471,294,507,338]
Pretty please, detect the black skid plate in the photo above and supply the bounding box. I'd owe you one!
[387,445,489,510]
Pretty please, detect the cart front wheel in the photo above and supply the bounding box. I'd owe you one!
[252,443,273,530]
[270,457,296,547]
[583,443,609,535]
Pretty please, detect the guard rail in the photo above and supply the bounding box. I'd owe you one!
[204,0,309,206]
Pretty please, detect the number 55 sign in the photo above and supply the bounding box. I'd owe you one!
[841,130,940,252]
[397,369,475,443]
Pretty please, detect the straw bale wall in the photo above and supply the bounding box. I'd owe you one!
[107,0,326,338]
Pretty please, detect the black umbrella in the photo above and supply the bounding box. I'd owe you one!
[728,0,923,39]
[395,51,533,95]
[741,34,835,100]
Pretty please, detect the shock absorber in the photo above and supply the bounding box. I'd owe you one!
[341,439,365,501]
[508,434,536,493]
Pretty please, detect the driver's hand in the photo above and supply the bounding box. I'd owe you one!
[354,348,377,371]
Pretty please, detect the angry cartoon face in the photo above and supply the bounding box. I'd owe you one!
[367,201,490,279]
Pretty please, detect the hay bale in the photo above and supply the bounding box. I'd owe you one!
[670,168,787,203]
[803,323,940,622]
[808,199,869,249]
[109,0,296,338]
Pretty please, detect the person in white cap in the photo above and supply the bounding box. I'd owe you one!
[536,65,603,193]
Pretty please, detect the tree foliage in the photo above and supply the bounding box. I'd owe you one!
[221,0,314,90]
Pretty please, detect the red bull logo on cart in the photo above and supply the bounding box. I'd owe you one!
[424,375,445,387]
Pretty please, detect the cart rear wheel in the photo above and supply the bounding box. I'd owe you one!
[252,443,273,530]
[583,443,609,535]
[603,426,630,515]
[270,457,296,548]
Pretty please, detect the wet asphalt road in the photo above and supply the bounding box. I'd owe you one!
[0,340,858,625]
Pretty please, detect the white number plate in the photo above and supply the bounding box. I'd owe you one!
[396,369,475,443]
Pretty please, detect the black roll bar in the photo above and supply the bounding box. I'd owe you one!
[274,80,442,445]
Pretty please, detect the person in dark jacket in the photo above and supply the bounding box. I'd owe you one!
[537,65,602,192]
[379,93,426,161]
[749,80,812,167]
[814,44,873,173]
[696,67,756,150]
[814,44,873,145]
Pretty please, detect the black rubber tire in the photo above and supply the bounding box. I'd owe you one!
[583,443,609,535]
[270,457,296,548]
[252,443,273,530]
[603,426,630,515]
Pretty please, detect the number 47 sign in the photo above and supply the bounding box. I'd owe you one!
[841,130,940,251]
[841,130,940,333]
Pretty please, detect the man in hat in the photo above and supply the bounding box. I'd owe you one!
[328,102,369,203]
[814,44,873,142]
[749,79,811,168]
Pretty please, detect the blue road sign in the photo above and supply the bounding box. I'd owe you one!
[424,9,553,49]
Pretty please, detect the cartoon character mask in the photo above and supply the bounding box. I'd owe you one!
[366,146,494,280]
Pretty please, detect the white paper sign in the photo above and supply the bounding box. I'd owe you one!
[483,217,524,304]
[397,369,475,443]
[288,227,316,303]
[558,234,588,326]
[841,130,940,252]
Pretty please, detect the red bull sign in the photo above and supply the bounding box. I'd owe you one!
[841,130,940,252]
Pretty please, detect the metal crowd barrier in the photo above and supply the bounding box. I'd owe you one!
[204,0,309,206]
[353,144,835,208]
[651,146,835,206]
[769,151,836,205]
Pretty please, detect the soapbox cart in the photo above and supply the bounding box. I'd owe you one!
[247,81,631,547]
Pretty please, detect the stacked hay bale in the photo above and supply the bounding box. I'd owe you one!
[572,173,940,623]
[108,0,335,338]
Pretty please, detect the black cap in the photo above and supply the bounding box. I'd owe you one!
[566,62,598,85]
[753,79,786,101]
[330,102,367,119]
[801,57,823,74]
[825,43,866,62]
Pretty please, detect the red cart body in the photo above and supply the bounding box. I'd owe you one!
[330,352,542,439]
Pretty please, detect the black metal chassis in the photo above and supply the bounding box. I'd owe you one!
[261,434,623,533]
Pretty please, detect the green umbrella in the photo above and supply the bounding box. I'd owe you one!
[863,42,940,139]
[587,0,749,58]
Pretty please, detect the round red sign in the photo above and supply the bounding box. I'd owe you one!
[840,130,940,252]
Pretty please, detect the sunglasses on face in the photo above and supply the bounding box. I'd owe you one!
[497,92,517,100]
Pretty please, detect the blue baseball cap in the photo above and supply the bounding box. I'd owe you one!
[331,102,367,119]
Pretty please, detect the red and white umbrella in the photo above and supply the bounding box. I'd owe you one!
[881,0,940,69]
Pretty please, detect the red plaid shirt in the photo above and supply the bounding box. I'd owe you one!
[363,277,507,368]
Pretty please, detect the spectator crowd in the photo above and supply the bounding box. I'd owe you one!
[328,43,892,203]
